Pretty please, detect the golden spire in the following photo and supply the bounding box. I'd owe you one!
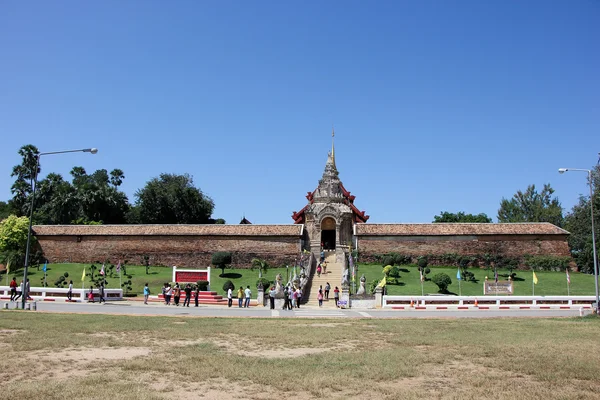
[331,126,336,168]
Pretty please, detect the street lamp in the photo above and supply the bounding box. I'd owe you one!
[558,167,599,313]
[21,148,98,309]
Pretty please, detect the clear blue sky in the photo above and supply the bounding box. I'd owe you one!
[1,1,598,224]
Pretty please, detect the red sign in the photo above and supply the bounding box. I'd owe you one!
[175,271,208,283]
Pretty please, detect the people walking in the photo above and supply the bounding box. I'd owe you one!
[227,286,233,307]
[183,283,192,307]
[9,277,17,301]
[14,280,24,302]
[173,283,181,306]
[325,282,330,300]
[165,284,172,305]
[67,280,73,301]
[295,287,302,308]
[244,285,251,308]
[237,286,244,308]
[99,282,106,304]
[87,286,95,302]
[317,264,322,277]
[143,283,150,304]
[318,289,324,307]
[322,261,327,275]
[334,286,340,308]
[269,286,276,310]
[194,285,200,307]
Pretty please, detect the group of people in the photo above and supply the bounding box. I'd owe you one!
[162,282,199,307]
[227,285,252,307]
[8,277,30,302]
[87,282,106,304]
[277,284,304,310]
[316,282,340,307]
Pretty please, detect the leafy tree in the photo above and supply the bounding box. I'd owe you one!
[0,201,13,221]
[497,184,563,226]
[433,211,492,223]
[388,266,401,284]
[0,215,29,253]
[564,165,600,274]
[133,173,215,224]
[9,144,39,216]
[222,280,235,294]
[212,252,232,276]
[431,273,452,293]
[251,258,269,278]
[8,145,129,225]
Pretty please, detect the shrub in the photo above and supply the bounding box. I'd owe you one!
[388,266,401,283]
[222,280,235,293]
[63,272,69,278]
[256,278,271,290]
[368,279,379,294]
[212,252,232,276]
[432,273,452,293]
[417,256,428,269]
[381,256,394,267]
[382,265,394,277]
[525,255,571,271]
[196,280,209,291]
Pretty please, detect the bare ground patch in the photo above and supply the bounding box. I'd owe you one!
[210,334,359,358]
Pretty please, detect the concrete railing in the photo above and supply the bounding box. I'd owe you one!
[382,295,596,309]
[0,286,123,302]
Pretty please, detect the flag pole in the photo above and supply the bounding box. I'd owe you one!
[532,272,535,296]
[459,278,461,296]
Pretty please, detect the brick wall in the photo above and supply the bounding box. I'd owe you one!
[37,235,301,268]
[357,234,570,265]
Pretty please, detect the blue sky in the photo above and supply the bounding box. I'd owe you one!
[0,1,598,224]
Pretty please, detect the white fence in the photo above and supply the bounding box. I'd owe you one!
[382,295,596,309]
[0,286,123,302]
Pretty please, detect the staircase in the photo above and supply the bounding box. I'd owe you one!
[306,252,342,307]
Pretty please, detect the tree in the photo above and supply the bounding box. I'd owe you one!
[0,215,31,270]
[9,145,39,217]
[134,173,215,224]
[433,211,492,223]
[251,258,270,278]
[8,145,129,225]
[564,165,600,274]
[431,273,452,294]
[497,184,563,227]
[212,252,232,276]
[0,201,13,221]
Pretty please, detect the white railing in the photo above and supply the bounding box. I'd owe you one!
[382,295,595,308]
[0,286,123,302]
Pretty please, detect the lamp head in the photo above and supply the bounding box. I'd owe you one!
[558,168,567,174]
[83,148,98,154]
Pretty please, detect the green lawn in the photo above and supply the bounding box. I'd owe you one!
[4,263,291,296]
[356,263,597,296]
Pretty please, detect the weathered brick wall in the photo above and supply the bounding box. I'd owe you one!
[357,235,571,265]
[37,235,301,268]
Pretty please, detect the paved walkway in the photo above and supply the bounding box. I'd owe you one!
[1,300,590,319]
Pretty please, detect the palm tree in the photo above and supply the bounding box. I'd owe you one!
[251,258,269,278]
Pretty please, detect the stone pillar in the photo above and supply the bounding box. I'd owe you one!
[375,286,383,309]
[257,287,265,307]
[340,285,350,309]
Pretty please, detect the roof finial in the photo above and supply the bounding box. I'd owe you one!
[331,126,336,168]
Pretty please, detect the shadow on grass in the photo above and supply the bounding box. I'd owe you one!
[399,268,410,273]
[219,273,243,279]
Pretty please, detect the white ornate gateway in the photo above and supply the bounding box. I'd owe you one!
[291,129,369,262]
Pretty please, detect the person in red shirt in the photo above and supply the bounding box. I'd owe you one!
[333,286,340,308]
[9,277,17,301]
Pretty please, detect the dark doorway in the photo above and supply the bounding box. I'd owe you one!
[321,230,336,250]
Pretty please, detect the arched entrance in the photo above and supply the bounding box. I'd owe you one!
[320,217,336,250]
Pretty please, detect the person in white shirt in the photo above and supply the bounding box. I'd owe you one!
[244,286,252,308]
[227,287,233,307]
[67,280,73,301]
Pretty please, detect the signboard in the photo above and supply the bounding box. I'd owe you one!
[172,266,211,285]
[483,281,514,295]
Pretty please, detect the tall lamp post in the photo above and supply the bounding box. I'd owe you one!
[21,148,98,309]
[558,167,599,313]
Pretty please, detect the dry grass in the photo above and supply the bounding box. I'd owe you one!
[0,313,599,399]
